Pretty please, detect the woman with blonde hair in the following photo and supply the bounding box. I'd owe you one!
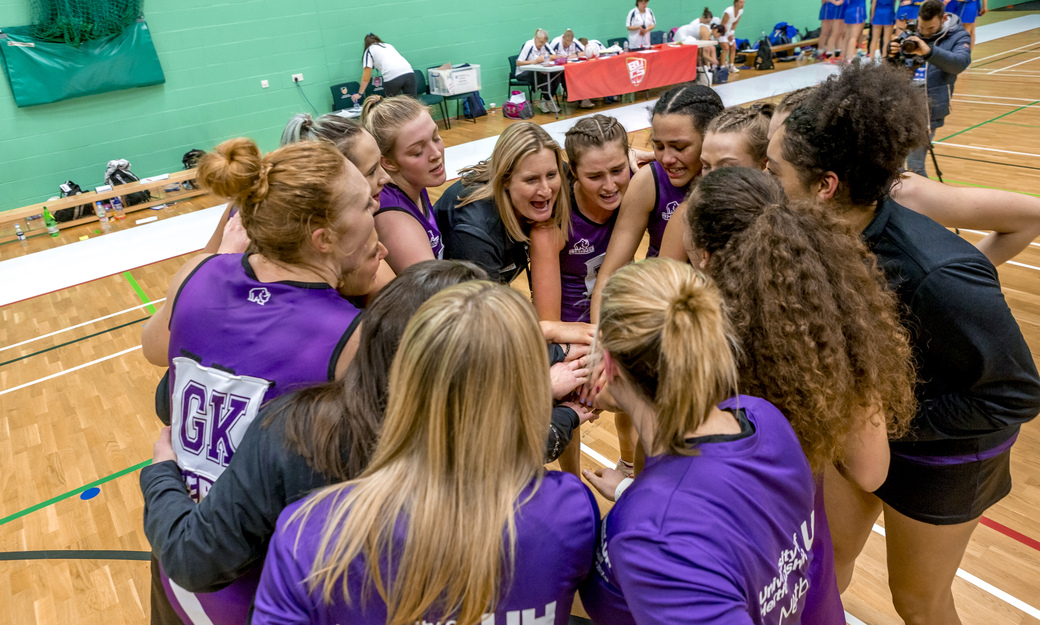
[252,282,599,625]
[699,103,774,175]
[580,258,838,625]
[140,137,385,625]
[362,95,446,272]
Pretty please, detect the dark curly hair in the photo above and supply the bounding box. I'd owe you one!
[651,83,725,135]
[685,167,916,471]
[781,62,929,206]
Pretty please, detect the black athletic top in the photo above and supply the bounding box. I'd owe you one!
[863,197,1040,457]
[434,179,530,285]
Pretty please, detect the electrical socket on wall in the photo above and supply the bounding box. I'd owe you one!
[261,80,269,88]
[292,74,303,83]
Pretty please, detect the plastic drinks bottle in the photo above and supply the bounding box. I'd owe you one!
[43,207,59,237]
[15,224,26,241]
[111,196,126,220]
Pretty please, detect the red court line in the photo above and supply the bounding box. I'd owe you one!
[981,516,1040,552]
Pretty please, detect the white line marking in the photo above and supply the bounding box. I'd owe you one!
[955,94,1040,101]
[845,612,870,625]
[990,55,1040,74]
[950,100,1040,108]
[970,41,1040,63]
[0,346,141,396]
[933,142,1040,159]
[0,299,165,353]
[580,443,614,468]
[1007,260,1040,272]
[960,229,1040,250]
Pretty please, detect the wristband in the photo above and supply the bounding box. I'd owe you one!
[614,477,634,501]
[562,342,571,357]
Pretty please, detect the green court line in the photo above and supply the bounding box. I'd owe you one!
[0,316,150,368]
[0,460,150,527]
[936,100,1040,142]
[122,271,156,315]
[935,178,1040,198]
[992,121,1040,129]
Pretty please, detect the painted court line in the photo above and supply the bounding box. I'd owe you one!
[845,612,869,625]
[961,229,1040,250]
[971,42,1040,64]
[0,299,165,353]
[1007,260,1040,272]
[934,142,1040,159]
[990,55,1040,74]
[0,345,141,396]
[580,443,614,469]
[951,99,1040,108]
[956,93,1040,101]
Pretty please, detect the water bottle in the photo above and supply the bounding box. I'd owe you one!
[623,40,629,52]
[15,224,26,242]
[43,207,59,237]
[111,195,126,220]
[95,201,110,224]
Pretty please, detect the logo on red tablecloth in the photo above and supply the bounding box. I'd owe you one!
[627,57,647,86]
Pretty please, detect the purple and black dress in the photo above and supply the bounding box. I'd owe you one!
[559,197,617,323]
[378,183,444,259]
[646,161,689,258]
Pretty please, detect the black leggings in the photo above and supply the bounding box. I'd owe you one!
[517,71,566,100]
[383,72,417,97]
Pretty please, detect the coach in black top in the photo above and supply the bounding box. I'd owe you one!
[767,62,1040,624]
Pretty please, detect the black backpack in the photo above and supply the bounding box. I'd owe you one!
[53,181,95,222]
[182,149,205,190]
[754,37,775,70]
[105,163,152,206]
[463,92,487,119]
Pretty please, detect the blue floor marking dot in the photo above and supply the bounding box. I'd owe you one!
[80,487,100,500]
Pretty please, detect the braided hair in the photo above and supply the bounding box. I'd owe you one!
[564,114,630,170]
[651,84,725,135]
[706,103,775,163]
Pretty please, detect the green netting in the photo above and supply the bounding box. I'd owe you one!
[30,0,142,45]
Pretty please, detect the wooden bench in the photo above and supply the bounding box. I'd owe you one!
[741,38,820,68]
[0,168,206,241]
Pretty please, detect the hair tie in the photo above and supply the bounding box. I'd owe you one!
[250,162,273,202]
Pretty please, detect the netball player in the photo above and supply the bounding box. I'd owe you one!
[140,137,385,625]
[580,259,841,625]
[818,0,847,60]
[772,88,1040,266]
[362,95,446,272]
[842,0,869,59]
[769,62,1040,623]
[699,104,773,174]
[720,0,744,71]
[530,115,637,477]
[946,0,986,48]
[142,261,484,618]
[589,84,724,321]
[252,283,599,625]
[869,0,897,59]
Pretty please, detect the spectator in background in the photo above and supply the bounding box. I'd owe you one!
[350,34,415,104]
[945,0,987,48]
[516,28,565,113]
[626,0,656,49]
[818,0,847,61]
[675,8,722,68]
[550,29,595,108]
[892,0,971,176]
[870,0,897,60]
[720,0,745,72]
[842,0,869,60]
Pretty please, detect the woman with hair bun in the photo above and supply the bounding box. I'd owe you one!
[350,33,416,104]
[362,95,447,273]
[580,258,837,625]
[253,282,599,625]
[699,103,774,175]
[140,137,385,625]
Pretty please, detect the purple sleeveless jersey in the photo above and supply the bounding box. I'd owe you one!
[163,253,362,625]
[378,183,445,259]
[252,471,600,625]
[560,200,617,323]
[646,161,689,258]
[580,395,844,625]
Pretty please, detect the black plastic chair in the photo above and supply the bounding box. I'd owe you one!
[427,65,476,125]
[507,54,533,102]
[414,70,451,129]
[330,82,356,112]
[607,37,628,49]
[650,31,665,45]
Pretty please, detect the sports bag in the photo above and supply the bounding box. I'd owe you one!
[754,37,775,70]
[54,180,95,222]
[105,159,151,206]
[503,90,534,119]
[463,92,487,119]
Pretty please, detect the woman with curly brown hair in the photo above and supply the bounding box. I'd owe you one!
[769,62,1040,625]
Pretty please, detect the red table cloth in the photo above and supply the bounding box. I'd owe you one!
[563,44,699,101]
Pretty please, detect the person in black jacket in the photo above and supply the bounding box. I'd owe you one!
[891,0,972,176]
[141,260,591,612]
[767,62,1040,625]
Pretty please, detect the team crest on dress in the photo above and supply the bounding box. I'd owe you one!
[248,287,271,306]
[662,200,679,221]
[570,238,595,255]
[627,57,647,86]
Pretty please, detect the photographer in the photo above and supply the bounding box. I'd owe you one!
[889,0,971,177]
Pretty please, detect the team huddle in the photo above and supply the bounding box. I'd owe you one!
[139,62,1040,625]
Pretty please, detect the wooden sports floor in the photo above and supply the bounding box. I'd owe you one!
[2,17,1039,625]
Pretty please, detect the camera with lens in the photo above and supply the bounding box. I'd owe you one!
[888,20,926,70]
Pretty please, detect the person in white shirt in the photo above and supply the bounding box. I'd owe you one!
[351,34,415,104]
[720,0,745,72]
[626,0,656,49]
[516,29,566,113]
[675,8,721,67]
[549,29,594,108]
